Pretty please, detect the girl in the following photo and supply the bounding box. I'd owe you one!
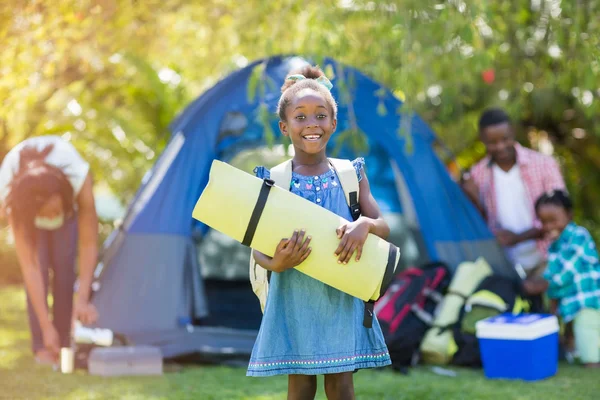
[0,136,99,365]
[248,66,392,399]
[535,190,600,368]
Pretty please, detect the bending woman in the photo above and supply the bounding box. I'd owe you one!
[0,136,99,364]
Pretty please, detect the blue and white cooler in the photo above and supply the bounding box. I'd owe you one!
[475,313,559,381]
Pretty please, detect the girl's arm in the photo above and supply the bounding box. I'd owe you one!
[253,250,279,272]
[335,168,390,264]
[74,173,99,324]
[543,250,575,299]
[355,168,390,239]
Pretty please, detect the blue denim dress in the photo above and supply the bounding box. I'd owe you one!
[247,158,391,377]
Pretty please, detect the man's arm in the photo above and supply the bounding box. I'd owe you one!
[75,173,99,322]
[460,171,486,219]
[517,227,544,242]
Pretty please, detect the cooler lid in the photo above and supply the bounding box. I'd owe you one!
[475,313,559,340]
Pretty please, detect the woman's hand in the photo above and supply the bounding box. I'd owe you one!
[334,218,372,264]
[41,322,60,358]
[271,230,312,272]
[73,300,99,325]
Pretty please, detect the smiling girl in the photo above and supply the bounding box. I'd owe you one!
[246,66,391,399]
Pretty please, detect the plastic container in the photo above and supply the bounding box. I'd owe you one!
[475,313,559,381]
[87,346,163,377]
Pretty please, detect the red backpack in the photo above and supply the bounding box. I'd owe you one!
[375,262,450,370]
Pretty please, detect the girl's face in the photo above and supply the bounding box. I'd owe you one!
[279,89,336,156]
[537,204,571,241]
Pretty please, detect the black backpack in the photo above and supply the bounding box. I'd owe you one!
[375,262,451,370]
[451,275,537,367]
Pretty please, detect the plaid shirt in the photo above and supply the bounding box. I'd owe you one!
[470,143,566,256]
[543,222,600,322]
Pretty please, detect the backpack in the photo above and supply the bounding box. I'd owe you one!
[374,262,451,370]
[450,275,533,367]
[249,158,361,313]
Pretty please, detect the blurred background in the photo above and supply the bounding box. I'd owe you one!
[0,1,599,397]
[2,2,599,283]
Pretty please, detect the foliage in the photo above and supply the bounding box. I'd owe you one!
[0,0,598,242]
[1,285,599,399]
[1,0,598,192]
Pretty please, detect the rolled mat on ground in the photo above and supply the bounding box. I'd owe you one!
[419,257,493,364]
[192,160,401,302]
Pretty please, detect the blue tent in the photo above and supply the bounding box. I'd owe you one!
[91,55,512,361]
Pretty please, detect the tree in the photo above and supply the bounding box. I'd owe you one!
[1,0,598,232]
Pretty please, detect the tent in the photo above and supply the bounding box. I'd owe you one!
[91,55,514,362]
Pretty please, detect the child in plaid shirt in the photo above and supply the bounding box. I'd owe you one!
[534,190,600,368]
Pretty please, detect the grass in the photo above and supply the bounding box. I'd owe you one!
[1,285,598,400]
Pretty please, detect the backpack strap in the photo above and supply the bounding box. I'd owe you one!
[328,158,361,221]
[328,158,375,326]
[270,159,293,190]
[249,159,294,313]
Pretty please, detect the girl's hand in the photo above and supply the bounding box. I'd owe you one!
[271,230,312,272]
[334,218,371,264]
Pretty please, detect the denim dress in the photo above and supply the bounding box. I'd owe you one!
[247,158,391,377]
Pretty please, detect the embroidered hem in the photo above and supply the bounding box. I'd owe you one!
[247,351,391,377]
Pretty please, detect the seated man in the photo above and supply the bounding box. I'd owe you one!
[461,108,566,277]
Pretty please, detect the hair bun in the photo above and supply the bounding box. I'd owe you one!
[19,144,54,166]
[280,65,326,93]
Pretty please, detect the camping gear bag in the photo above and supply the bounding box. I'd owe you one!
[451,275,532,367]
[249,158,362,313]
[374,262,450,369]
[192,160,400,303]
[420,257,493,364]
[87,346,163,376]
[73,325,130,371]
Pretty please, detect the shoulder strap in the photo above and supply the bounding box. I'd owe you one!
[329,158,361,221]
[270,159,293,190]
[249,159,294,305]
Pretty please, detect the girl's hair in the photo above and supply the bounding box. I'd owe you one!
[5,144,74,244]
[534,189,573,214]
[276,65,338,121]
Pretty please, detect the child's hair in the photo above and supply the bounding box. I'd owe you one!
[534,189,573,214]
[6,144,74,244]
[276,65,338,121]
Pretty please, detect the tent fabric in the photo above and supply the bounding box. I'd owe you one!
[91,55,515,361]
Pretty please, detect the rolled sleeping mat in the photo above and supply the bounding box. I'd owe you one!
[192,160,401,302]
[419,257,493,364]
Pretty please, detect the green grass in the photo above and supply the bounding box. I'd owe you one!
[1,286,598,400]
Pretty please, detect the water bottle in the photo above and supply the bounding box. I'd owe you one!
[74,321,114,347]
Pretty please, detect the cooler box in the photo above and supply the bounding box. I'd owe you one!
[475,313,559,381]
[88,346,163,377]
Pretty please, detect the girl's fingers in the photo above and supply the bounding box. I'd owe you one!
[277,238,289,252]
[300,248,312,262]
[343,243,357,264]
[335,235,347,257]
[300,235,312,253]
[293,230,306,252]
[338,239,354,264]
[355,244,363,261]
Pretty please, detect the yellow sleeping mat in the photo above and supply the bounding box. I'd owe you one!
[192,160,400,303]
[419,257,493,364]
